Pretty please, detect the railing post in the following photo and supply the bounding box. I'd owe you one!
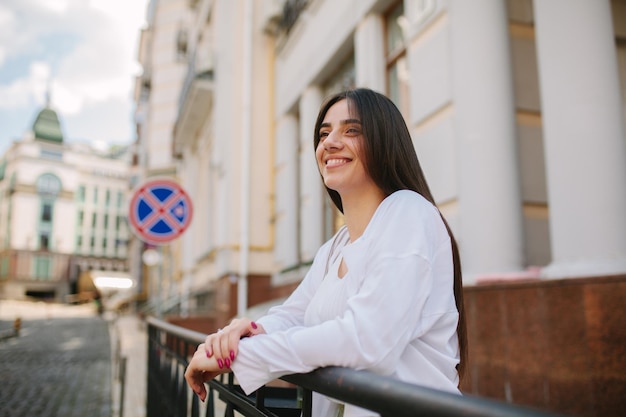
[119,356,127,417]
[146,324,156,417]
[301,387,312,417]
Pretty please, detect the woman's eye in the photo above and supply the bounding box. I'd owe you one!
[319,131,329,138]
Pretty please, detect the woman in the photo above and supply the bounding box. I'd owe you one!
[185,88,467,417]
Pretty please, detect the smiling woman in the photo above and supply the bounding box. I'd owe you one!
[185,88,467,417]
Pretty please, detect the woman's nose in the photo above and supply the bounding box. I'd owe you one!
[323,131,342,150]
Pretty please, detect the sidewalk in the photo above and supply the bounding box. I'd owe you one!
[109,312,147,417]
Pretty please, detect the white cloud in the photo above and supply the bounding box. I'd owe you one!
[0,5,17,67]
[0,61,50,109]
[39,0,71,14]
[51,78,83,115]
[0,0,148,143]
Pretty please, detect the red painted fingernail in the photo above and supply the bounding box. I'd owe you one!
[217,359,224,369]
[225,358,231,368]
[251,321,258,329]
[230,350,235,360]
[206,350,211,358]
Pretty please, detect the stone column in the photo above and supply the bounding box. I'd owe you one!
[355,13,386,92]
[534,0,626,278]
[449,0,524,283]
[299,86,325,261]
[274,114,299,270]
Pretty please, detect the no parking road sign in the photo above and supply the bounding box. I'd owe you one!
[129,178,193,245]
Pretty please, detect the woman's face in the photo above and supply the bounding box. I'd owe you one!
[316,99,378,198]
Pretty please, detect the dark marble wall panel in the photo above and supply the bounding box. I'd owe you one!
[461,275,626,417]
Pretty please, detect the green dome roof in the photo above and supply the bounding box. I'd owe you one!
[33,107,64,143]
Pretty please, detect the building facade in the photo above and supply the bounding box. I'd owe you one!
[134,0,626,319]
[0,105,132,301]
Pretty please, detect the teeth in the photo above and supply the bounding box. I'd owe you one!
[326,159,348,166]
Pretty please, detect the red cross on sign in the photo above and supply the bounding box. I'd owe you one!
[128,178,193,245]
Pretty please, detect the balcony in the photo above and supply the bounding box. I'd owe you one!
[174,50,214,157]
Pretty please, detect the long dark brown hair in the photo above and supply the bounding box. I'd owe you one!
[313,88,467,381]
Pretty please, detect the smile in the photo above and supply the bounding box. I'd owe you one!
[326,158,351,167]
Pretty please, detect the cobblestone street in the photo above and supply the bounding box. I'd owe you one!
[0,301,111,417]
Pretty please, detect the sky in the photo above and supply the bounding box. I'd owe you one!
[0,0,149,154]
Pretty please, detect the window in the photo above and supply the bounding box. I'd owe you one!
[386,2,410,118]
[78,210,84,227]
[104,214,109,229]
[40,149,63,160]
[77,185,86,202]
[176,28,188,61]
[92,213,97,228]
[0,257,9,279]
[37,175,58,253]
[41,203,52,222]
[36,174,61,198]
[35,256,51,280]
[323,56,355,98]
[117,191,124,208]
[105,189,111,206]
[93,187,98,204]
[40,233,50,250]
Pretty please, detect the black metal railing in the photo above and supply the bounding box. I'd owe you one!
[146,317,568,417]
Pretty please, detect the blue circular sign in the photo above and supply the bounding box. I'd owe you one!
[129,178,193,245]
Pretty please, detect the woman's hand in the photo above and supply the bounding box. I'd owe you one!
[186,319,265,401]
[204,318,265,367]
[184,343,228,402]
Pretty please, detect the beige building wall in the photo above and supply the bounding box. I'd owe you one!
[139,0,191,174]
[171,0,276,316]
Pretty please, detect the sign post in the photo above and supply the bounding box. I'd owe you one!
[129,178,193,317]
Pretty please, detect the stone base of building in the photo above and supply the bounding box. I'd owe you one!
[461,274,626,417]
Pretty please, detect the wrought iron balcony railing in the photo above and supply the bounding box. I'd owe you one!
[146,316,568,417]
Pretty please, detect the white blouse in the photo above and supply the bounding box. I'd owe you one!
[304,253,349,326]
[230,190,461,417]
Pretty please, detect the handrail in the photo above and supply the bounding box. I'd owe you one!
[283,368,565,417]
[146,316,569,417]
